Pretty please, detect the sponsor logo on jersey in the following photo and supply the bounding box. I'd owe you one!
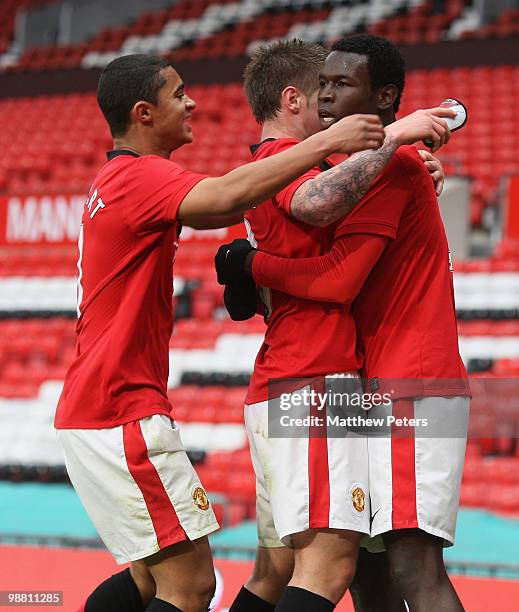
[192,485,210,512]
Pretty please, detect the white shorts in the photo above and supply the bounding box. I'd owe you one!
[56,414,219,564]
[365,395,470,550]
[246,376,371,547]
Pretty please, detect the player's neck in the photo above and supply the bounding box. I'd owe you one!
[112,137,172,159]
[261,117,309,142]
[381,111,396,127]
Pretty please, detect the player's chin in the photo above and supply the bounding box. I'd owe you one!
[182,128,194,144]
[180,122,193,140]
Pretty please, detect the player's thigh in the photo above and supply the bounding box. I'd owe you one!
[292,529,363,572]
[383,528,446,587]
[291,529,362,582]
[144,536,215,594]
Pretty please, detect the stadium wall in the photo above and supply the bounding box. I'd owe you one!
[1,36,519,98]
[21,0,175,49]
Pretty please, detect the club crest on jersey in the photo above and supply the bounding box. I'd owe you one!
[192,485,210,512]
[350,484,366,513]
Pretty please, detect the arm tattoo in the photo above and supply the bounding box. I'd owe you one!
[291,135,399,227]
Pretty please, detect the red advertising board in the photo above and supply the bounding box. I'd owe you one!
[0,194,245,249]
[0,195,84,247]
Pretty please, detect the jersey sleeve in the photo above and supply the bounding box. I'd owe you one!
[124,157,209,232]
[334,151,413,241]
[251,233,388,304]
[253,138,322,216]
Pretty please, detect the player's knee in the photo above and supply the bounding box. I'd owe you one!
[248,556,292,593]
[157,567,215,609]
[296,556,356,602]
[246,571,289,603]
[130,563,156,604]
[387,533,447,594]
[245,546,294,603]
[179,573,216,611]
[323,563,356,602]
[194,570,217,606]
[388,555,423,594]
[336,560,357,593]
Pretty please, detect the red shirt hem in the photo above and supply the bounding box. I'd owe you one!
[54,405,172,430]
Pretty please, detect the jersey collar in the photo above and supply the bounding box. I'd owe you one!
[106,149,141,160]
[249,138,333,172]
[249,138,276,155]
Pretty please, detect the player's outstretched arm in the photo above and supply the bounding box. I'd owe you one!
[290,135,398,227]
[385,106,455,152]
[215,234,388,304]
[177,114,385,226]
[252,234,388,303]
[289,107,454,228]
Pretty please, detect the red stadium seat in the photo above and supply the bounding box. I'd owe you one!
[11,0,516,74]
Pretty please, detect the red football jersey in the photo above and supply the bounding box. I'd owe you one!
[54,151,208,428]
[338,146,470,397]
[245,138,362,404]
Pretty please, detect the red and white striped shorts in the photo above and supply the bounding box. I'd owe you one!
[57,414,219,564]
[245,376,371,547]
[365,395,470,549]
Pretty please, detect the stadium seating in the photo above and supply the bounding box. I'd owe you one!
[1,63,518,226]
[0,263,518,512]
[460,7,519,40]
[1,0,519,524]
[3,0,518,72]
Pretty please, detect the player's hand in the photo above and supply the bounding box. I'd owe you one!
[224,278,258,321]
[325,114,385,154]
[385,107,456,152]
[215,239,256,285]
[417,149,445,196]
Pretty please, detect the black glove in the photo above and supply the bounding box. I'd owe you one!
[215,239,256,285]
[224,277,258,321]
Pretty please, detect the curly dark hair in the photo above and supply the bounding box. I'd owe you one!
[244,39,329,124]
[97,54,171,137]
[331,35,406,112]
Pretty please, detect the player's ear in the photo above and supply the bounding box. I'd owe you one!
[281,86,301,114]
[131,101,154,126]
[377,84,398,111]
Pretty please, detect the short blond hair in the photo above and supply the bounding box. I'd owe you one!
[244,39,328,124]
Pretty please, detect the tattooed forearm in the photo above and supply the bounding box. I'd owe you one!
[291,135,399,227]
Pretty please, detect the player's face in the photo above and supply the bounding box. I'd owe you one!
[318,51,378,128]
[154,66,196,148]
[299,88,323,138]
